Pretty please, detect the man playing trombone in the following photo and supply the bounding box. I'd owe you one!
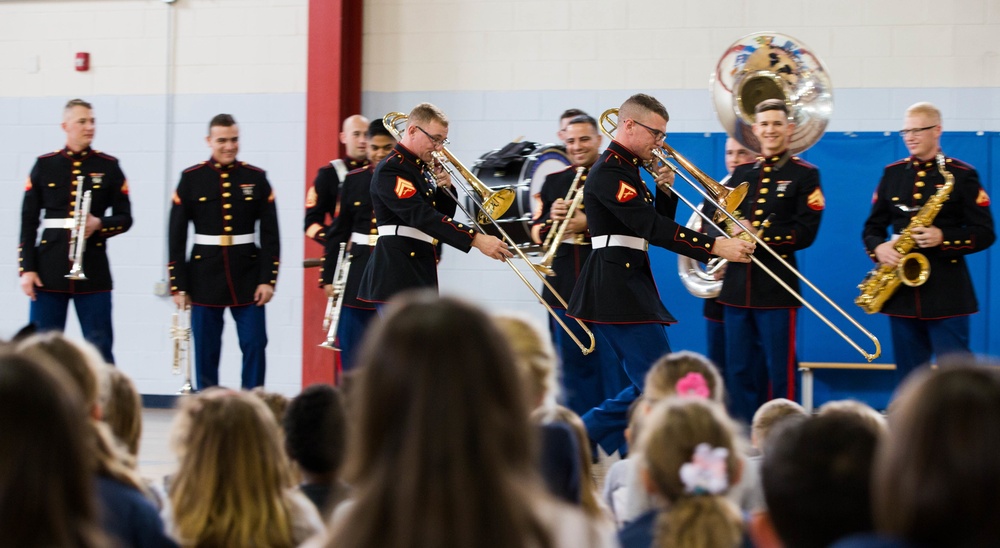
[718,99,825,422]
[19,98,132,364]
[318,119,396,371]
[567,94,753,456]
[357,103,511,306]
[531,113,629,417]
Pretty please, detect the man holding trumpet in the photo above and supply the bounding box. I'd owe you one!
[567,94,754,455]
[19,98,132,364]
[357,103,511,306]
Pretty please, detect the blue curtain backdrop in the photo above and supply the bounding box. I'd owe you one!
[641,132,996,408]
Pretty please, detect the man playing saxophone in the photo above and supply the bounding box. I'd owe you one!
[318,119,396,371]
[531,113,628,417]
[861,102,994,384]
[19,98,133,364]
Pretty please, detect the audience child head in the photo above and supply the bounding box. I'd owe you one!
[644,350,725,404]
[818,399,887,437]
[328,293,562,548]
[283,383,348,513]
[169,388,307,547]
[494,314,558,409]
[533,405,603,518]
[750,398,807,451]
[251,386,291,425]
[103,365,143,456]
[638,398,743,548]
[756,412,882,548]
[0,352,107,548]
[872,358,1000,547]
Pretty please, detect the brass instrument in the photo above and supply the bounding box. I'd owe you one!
[855,153,954,314]
[599,108,881,362]
[319,242,350,350]
[170,291,194,394]
[534,166,586,276]
[383,112,516,224]
[66,175,91,280]
[383,112,596,355]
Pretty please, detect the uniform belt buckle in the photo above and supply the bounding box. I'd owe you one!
[369,234,378,246]
[219,235,233,246]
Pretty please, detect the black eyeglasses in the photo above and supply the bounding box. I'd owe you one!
[632,119,666,143]
[899,125,938,137]
[415,125,450,147]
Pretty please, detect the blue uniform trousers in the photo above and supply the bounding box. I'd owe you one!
[191,304,267,390]
[550,309,631,418]
[889,315,970,385]
[723,306,799,423]
[31,290,114,364]
[708,316,769,418]
[582,322,672,456]
[336,306,377,373]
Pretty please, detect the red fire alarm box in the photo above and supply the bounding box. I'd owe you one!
[75,52,90,72]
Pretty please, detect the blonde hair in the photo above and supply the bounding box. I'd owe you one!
[169,390,298,548]
[494,315,557,407]
[102,366,143,456]
[532,405,603,519]
[644,351,724,404]
[638,398,742,548]
[408,102,449,128]
[905,102,942,124]
[751,398,807,449]
[818,399,887,437]
[250,387,290,426]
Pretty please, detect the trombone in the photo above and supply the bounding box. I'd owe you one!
[383,112,595,355]
[599,108,881,362]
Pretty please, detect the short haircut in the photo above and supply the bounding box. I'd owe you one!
[818,399,887,437]
[755,98,789,116]
[619,93,669,124]
[367,118,395,140]
[905,102,942,124]
[559,108,587,122]
[283,384,347,475]
[762,413,880,547]
[64,98,93,111]
[751,398,807,449]
[566,114,598,132]
[408,103,448,128]
[208,113,237,133]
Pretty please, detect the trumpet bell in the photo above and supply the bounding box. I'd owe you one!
[711,32,833,154]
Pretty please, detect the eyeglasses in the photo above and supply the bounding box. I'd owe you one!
[415,125,450,147]
[632,119,666,143]
[899,125,938,137]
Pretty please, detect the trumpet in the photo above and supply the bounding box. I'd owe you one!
[170,291,194,394]
[384,112,596,355]
[599,108,881,362]
[66,175,91,280]
[534,166,586,277]
[319,242,350,351]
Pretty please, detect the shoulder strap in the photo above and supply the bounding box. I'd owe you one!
[331,159,349,182]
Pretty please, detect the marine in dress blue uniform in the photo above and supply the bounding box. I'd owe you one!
[566,94,753,454]
[862,103,994,384]
[19,99,132,364]
[168,115,280,390]
[717,100,824,422]
[357,103,511,305]
[318,120,397,372]
[304,114,370,243]
[531,115,629,418]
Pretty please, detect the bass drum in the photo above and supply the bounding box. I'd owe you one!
[468,141,571,252]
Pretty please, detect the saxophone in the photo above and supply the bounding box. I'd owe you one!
[855,153,955,314]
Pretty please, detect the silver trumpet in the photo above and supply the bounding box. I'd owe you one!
[66,175,91,280]
[170,291,194,394]
[319,242,350,351]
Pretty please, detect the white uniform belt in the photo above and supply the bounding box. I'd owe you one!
[591,234,647,250]
[378,225,436,244]
[41,218,75,230]
[193,233,255,246]
[350,232,379,246]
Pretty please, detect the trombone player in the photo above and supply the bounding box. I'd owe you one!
[717,99,825,422]
[566,94,753,456]
[19,98,132,365]
[357,103,512,306]
[861,102,994,385]
[531,113,629,417]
